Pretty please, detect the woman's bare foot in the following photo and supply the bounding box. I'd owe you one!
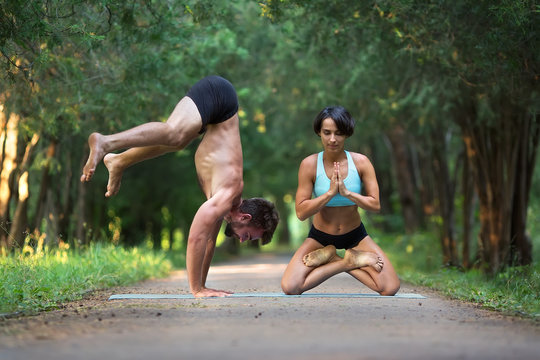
[103,153,123,197]
[303,245,337,267]
[81,133,107,182]
[344,249,383,272]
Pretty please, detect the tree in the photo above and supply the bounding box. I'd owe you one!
[262,0,539,273]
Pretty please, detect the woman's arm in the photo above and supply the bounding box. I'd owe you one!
[338,153,381,212]
[295,155,338,221]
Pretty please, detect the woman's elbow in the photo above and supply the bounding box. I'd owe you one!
[296,210,308,222]
[367,199,381,213]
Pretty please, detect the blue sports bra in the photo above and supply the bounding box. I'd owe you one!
[313,151,362,207]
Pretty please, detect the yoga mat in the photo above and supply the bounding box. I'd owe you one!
[109,292,426,300]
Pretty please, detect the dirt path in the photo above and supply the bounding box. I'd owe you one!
[1,253,539,360]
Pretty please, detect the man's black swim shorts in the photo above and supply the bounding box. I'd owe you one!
[186,75,239,134]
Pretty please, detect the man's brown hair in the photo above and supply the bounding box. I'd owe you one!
[225,198,279,245]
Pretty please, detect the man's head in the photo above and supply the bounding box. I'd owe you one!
[225,198,279,245]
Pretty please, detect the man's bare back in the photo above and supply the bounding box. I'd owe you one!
[195,113,243,202]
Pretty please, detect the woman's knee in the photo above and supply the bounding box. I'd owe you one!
[281,278,303,295]
[379,279,401,296]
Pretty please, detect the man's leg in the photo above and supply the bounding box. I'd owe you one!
[103,145,177,197]
[81,97,202,182]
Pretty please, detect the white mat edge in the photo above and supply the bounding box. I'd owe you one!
[109,292,427,300]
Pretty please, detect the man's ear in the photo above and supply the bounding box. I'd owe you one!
[240,213,252,221]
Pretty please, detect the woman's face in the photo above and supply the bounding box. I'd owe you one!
[319,117,346,153]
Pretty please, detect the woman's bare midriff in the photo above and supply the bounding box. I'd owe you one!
[313,205,362,235]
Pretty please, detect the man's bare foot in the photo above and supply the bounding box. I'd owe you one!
[344,249,383,272]
[104,153,123,197]
[80,133,107,182]
[303,245,337,267]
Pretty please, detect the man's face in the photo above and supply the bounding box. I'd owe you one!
[227,222,264,243]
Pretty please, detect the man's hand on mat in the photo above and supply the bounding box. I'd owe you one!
[193,287,233,298]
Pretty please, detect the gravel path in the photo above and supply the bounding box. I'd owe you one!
[1,253,539,360]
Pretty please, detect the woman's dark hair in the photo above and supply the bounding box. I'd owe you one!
[313,106,355,137]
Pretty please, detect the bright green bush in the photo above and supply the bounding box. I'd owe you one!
[375,230,540,319]
[0,242,172,315]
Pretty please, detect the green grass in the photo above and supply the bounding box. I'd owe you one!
[0,242,172,315]
[2,226,538,320]
[375,230,540,319]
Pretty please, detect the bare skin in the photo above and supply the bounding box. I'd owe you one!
[80,95,263,298]
[103,153,121,197]
[344,248,383,272]
[302,245,336,267]
[303,245,383,271]
[81,97,201,186]
[80,133,106,182]
[281,117,400,296]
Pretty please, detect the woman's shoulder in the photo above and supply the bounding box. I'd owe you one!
[347,151,372,167]
[298,153,319,175]
[300,153,319,165]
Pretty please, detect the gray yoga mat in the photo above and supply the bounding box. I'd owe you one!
[109,292,426,300]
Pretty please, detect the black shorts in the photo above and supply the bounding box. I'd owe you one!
[186,75,239,134]
[308,223,368,250]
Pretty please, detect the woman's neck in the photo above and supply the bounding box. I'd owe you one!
[323,150,346,163]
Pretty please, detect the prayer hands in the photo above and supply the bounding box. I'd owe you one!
[331,162,350,197]
[328,162,340,196]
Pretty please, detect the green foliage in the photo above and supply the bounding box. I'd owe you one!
[0,242,172,315]
[407,265,540,318]
[0,0,538,277]
[376,229,540,318]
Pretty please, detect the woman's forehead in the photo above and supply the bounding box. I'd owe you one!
[321,118,337,128]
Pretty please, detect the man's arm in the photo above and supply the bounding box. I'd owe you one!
[186,192,234,297]
[201,221,221,286]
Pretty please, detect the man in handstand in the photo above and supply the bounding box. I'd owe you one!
[80,75,279,298]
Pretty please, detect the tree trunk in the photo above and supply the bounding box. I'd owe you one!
[462,150,476,269]
[414,145,436,221]
[386,125,419,233]
[8,134,39,249]
[457,99,534,274]
[32,141,56,231]
[430,128,458,266]
[371,138,397,232]
[8,184,28,249]
[509,112,538,265]
[0,112,19,249]
[75,151,88,244]
[58,141,74,243]
[275,196,290,246]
